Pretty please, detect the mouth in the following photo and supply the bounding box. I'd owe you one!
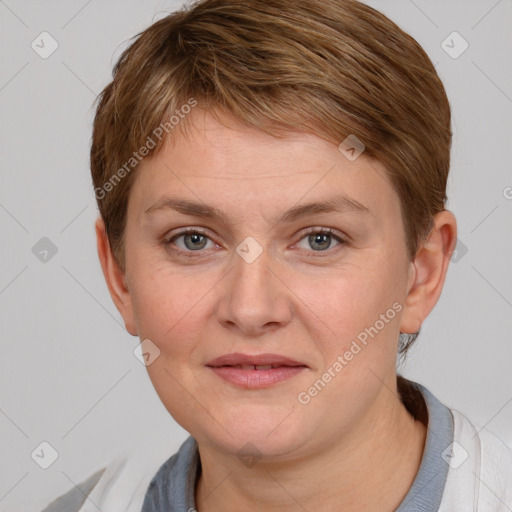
[220,363,294,370]
[206,353,308,389]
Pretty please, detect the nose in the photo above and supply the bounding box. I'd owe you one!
[216,242,292,337]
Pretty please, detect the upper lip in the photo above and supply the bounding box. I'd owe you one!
[206,353,307,368]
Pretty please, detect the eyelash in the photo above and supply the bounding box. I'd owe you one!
[163,227,347,258]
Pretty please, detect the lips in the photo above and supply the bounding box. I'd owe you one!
[206,353,307,368]
[206,353,308,389]
[226,364,283,370]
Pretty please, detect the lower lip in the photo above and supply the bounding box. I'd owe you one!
[208,366,307,389]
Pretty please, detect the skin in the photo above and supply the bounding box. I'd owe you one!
[96,108,457,511]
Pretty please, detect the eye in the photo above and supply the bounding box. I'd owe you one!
[165,229,216,256]
[295,228,345,253]
[163,227,346,259]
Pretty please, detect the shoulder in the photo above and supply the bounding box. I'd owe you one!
[469,415,512,506]
[39,441,181,512]
[440,407,512,511]
[40,467,107,512]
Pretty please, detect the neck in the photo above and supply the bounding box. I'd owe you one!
[195,379,427,512]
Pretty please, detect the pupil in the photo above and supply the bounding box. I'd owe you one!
[185,233,207,250]
[310,233,330,251]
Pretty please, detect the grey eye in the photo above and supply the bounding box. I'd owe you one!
[182,232,209,250]
[169,231,214,252]
[308,233,333,251]
[296,231,341,252]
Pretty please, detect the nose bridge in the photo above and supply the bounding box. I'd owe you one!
[232,237,274,302]
[218,237,291,333]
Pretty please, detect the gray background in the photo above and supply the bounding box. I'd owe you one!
[0,0,511,510]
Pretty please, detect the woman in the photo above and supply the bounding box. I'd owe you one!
[42,0,512,510]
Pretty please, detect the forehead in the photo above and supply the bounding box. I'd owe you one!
[130,108,400,223]
[162,108,339,176]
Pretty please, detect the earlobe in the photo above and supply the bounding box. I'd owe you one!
[95,217,138,336]
[399,210,457,334]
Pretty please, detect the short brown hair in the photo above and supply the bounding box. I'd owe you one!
[90,0,451,351]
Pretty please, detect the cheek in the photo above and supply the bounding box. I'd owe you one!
[128,261,215,355]
[296,261,404,356]
[128,266,214,429]
[294,268,404,425]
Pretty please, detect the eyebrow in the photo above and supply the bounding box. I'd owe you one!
[144,194,370,225]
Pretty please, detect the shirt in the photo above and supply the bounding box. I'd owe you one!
[140,380,451,511]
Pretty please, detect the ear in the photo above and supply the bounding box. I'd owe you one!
[95,217,138,336]
[400,210,457,334]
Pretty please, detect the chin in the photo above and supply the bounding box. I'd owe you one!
[190,408,313,461]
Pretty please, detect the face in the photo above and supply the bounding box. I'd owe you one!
[114,109,416,459]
